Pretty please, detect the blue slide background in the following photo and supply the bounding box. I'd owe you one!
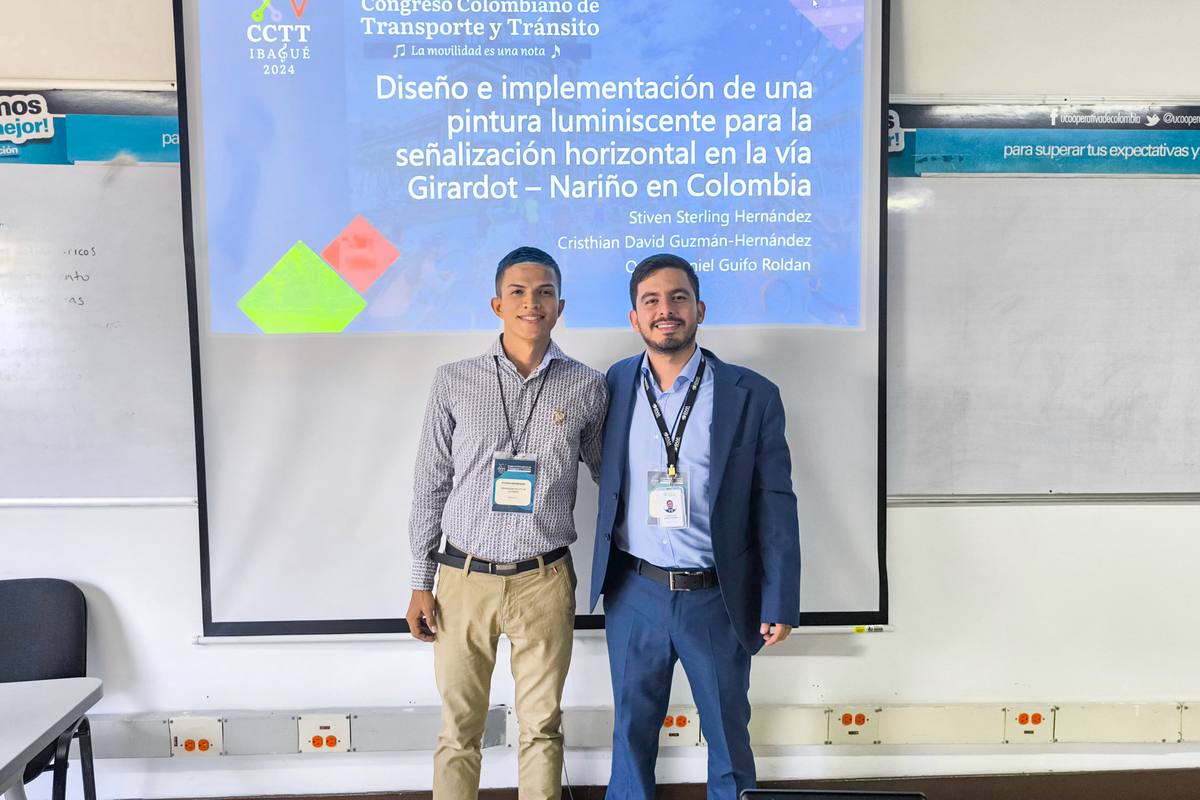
[197,0,865,332]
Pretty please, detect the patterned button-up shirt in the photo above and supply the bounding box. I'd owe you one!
[408,336,607,589]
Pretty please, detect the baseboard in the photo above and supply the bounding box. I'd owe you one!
[182,767,1200,800]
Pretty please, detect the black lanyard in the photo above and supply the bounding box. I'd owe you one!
[494,356,554,457]
[641,356,706,477]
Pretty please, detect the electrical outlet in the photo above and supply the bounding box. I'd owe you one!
[659,706,699,747]
[298,713,351,753]
[168,716,223,756]
[827,706,879,744]
[1003,706,1053,743]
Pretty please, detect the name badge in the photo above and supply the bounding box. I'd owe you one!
[492,454,537,513]
[647,470,689,528]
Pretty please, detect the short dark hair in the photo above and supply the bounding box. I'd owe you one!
[495,246,561,295]
[628,253,700,308]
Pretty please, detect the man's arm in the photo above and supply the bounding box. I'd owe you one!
[753,384,801,646]
[406,366,455,641]
[579,375,609,484]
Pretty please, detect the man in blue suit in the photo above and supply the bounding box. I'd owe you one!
[590,253,801,800]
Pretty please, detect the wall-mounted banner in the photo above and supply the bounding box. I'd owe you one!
[889,103,1200,176]
[0,91,179,166]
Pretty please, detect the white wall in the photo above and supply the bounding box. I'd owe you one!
[889,0,1200,99]
[7,0,1199,96]
[10,503,1200,798]
[8,2,1200,798]
[0,1,174,89]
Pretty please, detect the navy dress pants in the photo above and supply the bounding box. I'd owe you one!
[603,555,755,800]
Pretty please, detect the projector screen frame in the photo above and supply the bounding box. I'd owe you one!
[174,0,891,637]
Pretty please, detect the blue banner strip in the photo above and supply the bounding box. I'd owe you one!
[65,115,179,163]
[911,128,1200,175]
[0,132,69,164]
[0,115,179,165]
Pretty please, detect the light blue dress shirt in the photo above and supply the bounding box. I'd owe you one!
[615,346,715,569]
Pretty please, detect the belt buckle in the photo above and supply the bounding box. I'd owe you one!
[669,570,701,591]
[493,561,519,575]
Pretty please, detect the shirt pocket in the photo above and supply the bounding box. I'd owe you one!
[533,407,585,455]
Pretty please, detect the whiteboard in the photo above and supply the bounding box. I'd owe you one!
[887,176,1200,496]
[0,163,196,500]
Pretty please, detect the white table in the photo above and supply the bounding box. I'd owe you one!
[0,678,103,800]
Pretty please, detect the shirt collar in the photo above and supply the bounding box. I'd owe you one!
[640,345,703,394]
[490,335,562,377]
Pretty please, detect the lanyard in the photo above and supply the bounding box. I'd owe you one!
[641,356,706,477]
[494,356,554,457]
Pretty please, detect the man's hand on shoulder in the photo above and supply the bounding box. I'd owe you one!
[407,589,438,642]
[760,622,792,647]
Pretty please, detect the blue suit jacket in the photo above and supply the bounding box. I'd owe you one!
[589,348,801,654]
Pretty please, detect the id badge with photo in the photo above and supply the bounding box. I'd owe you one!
[492,454,537,513]
[647,471,689,528]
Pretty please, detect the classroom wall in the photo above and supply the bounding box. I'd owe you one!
[5,0,1200,95]
[889,0,1200,98]
[12,504,1200,798]
[7,2,1200,798]
[0,1,174,89]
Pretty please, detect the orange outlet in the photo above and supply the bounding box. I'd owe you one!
[830,707,880,744]
[298,713,351,753]
[169,716,223,757]
[1004,707,1054,744]
[658,707,698,746]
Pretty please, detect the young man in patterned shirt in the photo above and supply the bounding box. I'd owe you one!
[406,246,607,800]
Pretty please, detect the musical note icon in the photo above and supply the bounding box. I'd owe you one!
[269,2,283,20]
[251,0,269,21]
[393,44,406,58]
[551,45,560,59]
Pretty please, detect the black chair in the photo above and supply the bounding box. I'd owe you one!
[0,578,97,800]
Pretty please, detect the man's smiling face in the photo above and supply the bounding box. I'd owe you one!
[491,262,564,344]
[629,266,705,355]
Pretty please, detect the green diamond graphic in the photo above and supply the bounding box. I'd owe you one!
[238,241,367,334]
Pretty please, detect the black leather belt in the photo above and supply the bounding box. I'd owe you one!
[633,557,718,591]
[432,542,568,576]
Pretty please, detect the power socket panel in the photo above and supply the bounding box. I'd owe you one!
[168,716,223,756]
[660,706,700,747]
[298,713,351,753]
[828,706,880,745]
[1003,705,1054,743]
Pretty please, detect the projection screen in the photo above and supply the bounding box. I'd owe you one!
[175,0,888,635]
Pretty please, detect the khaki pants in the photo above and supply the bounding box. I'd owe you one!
[433,555,576,800]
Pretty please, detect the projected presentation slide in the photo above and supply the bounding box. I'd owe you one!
[192,0,868,333]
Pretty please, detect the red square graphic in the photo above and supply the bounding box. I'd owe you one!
[321,215,400,293]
